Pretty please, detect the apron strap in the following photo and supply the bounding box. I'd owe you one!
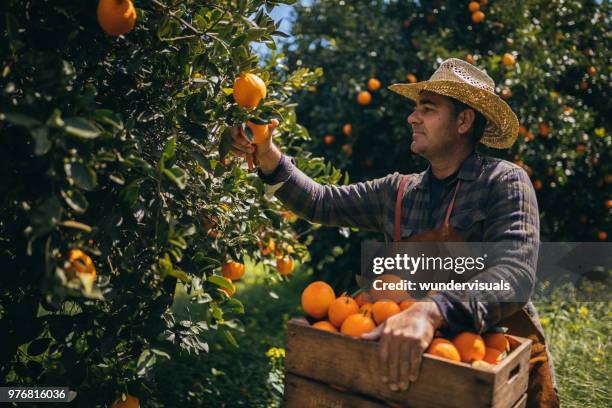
[394,175,411,242]
[443,179,462,225]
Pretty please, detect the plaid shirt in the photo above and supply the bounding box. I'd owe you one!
[259,150,541,334]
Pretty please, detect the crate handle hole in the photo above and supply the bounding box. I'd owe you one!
[507,363,521,384]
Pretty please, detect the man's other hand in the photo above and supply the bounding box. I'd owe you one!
[361,300,445,392]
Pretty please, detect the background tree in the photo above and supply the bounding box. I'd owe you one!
[282,0,611,288]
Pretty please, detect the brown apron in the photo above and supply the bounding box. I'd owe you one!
[393,175,559,408]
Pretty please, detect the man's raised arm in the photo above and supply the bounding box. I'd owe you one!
[230,125,399,233]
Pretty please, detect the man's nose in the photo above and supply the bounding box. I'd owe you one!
[407,110,419,125]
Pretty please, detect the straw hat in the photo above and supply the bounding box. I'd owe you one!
[388,58,519,149]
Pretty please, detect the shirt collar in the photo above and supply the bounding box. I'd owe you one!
[415,150,483,190]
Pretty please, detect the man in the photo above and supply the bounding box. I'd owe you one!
[231,58,559,407]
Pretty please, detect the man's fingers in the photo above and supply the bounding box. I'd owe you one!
[387,335,401,391]
[409,344,424,382]
[231,126,251,144]
[378,328,390,383]
[231,143,254,155]
[399,341,411,391]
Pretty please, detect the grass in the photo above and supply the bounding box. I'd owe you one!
[152,263,611,407]
[533,282,611,407]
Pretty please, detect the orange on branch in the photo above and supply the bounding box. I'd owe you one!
[533,179,543,191]
[341,144,353,156]
[323,134,335,145]
[233,73,267,109]
[342,123,352,136]
[259,238,276,256]
[471,11,486,24]
[246,121,270,144]
[406,73,417,83]
[597,231,607,241]
[221,261,245,281]
[66,248,96,279]
[367,78,381,91]
[276,256,294,276]
[97,0,137,36]
[502,53,516,66]
[111,394,140,408]
[468,2,480,12]
[357,91,372,105]
[538,122,551,137]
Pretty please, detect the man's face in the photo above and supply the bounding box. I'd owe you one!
[407,91,463,158]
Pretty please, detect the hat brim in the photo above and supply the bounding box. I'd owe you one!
[388,80,519,149]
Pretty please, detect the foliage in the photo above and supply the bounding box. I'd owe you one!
[534,281,611,407]
[0,0,338,405]
[283,0,611,288]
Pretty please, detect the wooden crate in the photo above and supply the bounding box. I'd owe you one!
[284,317,531,408]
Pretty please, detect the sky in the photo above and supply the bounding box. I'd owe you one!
[251,3,296,57]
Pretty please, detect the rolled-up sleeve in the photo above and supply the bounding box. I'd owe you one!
[432,167,540,334]
[258,155,397,233]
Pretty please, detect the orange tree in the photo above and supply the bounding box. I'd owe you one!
[0,0,338,405]
[283,0,610,287]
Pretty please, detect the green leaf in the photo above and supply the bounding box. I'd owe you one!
[29,197,62,239]
[245,27,268,42]
[208,274,233,290]
[168,267,191,283]
[230,33,247,47]
[226,298,245,314]
[92,109,123,129]
[1,111,42,127]
[136,349,156,377]
[63,117,101,139]
[120,180,141,207]
[27,338,51,356]
[66,162,98,191]
[59,220,92,233]
[162,167,187,189]
[160,136,177,168]
[223,330,239,348]
[31,127,51,155]
[61,189,88,214]
[218,127,232,160]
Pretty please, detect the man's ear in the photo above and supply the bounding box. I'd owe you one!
[457,108,475,135]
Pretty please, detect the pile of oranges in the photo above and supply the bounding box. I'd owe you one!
[427,330,511,366]
[301,281,414,338]
[301,280,513,367]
